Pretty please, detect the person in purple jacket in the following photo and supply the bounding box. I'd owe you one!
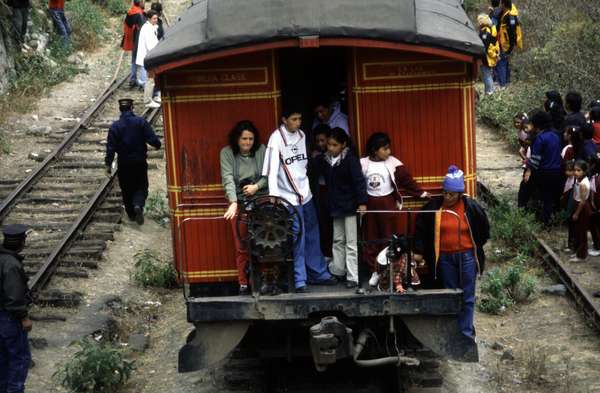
[524,110,562,225]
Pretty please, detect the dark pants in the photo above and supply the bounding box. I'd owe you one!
[439,250,477,338]
[517,178,533,208]
[495,51,510,87]
[48,8,71,44]
[317,185,333,258]
[0,312,31,393]
[363,194,399,272]
[11,8,28,43]
[570,201,592,259]
[535,170,563,225]
[117,160,149,219]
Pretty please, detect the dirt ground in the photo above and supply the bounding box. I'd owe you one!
[441,125,600,393]
[4,3,600,391]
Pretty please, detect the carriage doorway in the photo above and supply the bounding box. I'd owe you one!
[278,47,352,146]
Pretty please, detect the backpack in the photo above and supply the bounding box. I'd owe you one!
[481,26,500,67]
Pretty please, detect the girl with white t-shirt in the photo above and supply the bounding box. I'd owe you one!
[569,160,592,262]
[360,132,429,286]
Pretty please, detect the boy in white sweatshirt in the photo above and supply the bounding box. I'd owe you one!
[263,107,335,292]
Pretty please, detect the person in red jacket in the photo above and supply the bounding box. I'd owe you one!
[122,0,146,88]
[48,0,71,46]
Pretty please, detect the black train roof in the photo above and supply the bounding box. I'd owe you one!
[145,0,484,69]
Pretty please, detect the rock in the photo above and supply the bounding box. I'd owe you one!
[128,333,149,352]
[31,115,38,121]
[491,341,505,351]
[28,40,39,50]
[29,337,48,349]
[28,152,43,162]
[542,284,567,296]
[501,349,514,361]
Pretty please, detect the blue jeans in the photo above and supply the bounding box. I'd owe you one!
[48,8,71,45]
[292,199,332,288]
[130,53,139,85]
[0,312,31,393]
[481,65,494,94]
[495,52,510,87]
[138,66,148,87]
[439,250,477,338]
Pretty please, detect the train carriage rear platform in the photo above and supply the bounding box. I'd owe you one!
[144,0,485,378]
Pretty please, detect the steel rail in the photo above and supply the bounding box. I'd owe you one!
[29,105,162,294]
[536,237,600,331]
[0,73,130,222]
[477,181,600,332]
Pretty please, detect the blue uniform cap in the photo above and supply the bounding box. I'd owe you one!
[2,224,29,239]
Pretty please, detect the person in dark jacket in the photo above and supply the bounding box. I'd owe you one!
[8,0,30,44]
[524,110,563,224]
[0,224,32,393]
[122,0,146,88]
[564,91,587,129]
[314,128,367,288]
[150,2,164,40]
[544,90,566,134]
[105,98,161,225]
[414,166,490,339]
[488,0,502,31]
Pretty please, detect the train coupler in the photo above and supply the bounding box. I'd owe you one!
[309,316,353,372]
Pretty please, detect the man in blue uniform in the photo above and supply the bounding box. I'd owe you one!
[105,99,161,225]
[0,224,32,393]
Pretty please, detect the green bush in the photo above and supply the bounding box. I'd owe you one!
[131,249,177,288]
[95,0,129,15]
[67,0,107,50]
[479,257,538,314]
[475,2,600,139]
[488,199,540,256]
[145,191,170,226]
[54,338,134,393]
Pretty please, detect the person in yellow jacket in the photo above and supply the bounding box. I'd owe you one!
[477,14,499,95]
[496,0,523,88]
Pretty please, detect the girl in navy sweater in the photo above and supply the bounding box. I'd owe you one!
[314,128,368,288]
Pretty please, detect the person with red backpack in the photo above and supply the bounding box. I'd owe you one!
[122,0,146,88]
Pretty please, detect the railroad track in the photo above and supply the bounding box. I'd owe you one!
[477,181,600,333]
[0,75,163,306]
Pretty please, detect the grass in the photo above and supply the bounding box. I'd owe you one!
[95,0,129,15]
[131,249,178,288]
[54,338,134,393]
[488,199,541,257]
[67,0,108,50]
[478,255,538,315]
[145,191,170,226]
[524,344,548,385]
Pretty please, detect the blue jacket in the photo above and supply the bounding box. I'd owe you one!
[528,129,561,172]
[314,148,368,217]
[105,111,161,166]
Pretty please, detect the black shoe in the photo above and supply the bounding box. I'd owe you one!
[593,291,600,298]
[316,277,339,286]
[260,282,272,295]
[295,285,308,293]
[345,281,358,289]
[134,206,144,225]
[332,274,346,283]
[129,81,137,88]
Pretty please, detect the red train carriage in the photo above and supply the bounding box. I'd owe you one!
[146,0,484,377]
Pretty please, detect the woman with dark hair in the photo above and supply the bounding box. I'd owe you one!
[360,132,429,286]
[544,90,566,133]
[220,120,267,294]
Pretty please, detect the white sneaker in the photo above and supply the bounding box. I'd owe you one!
[569,257,586,263]
[145,100,160,108]
[153,95,161,103]
[589,249,600,257]
[369,272,380,286]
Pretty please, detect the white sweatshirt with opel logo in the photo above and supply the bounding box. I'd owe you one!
[262,126,312,206]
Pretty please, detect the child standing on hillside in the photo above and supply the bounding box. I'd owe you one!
[569,160,593,262]
[360,132,429,286]
[314,128,367,288]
